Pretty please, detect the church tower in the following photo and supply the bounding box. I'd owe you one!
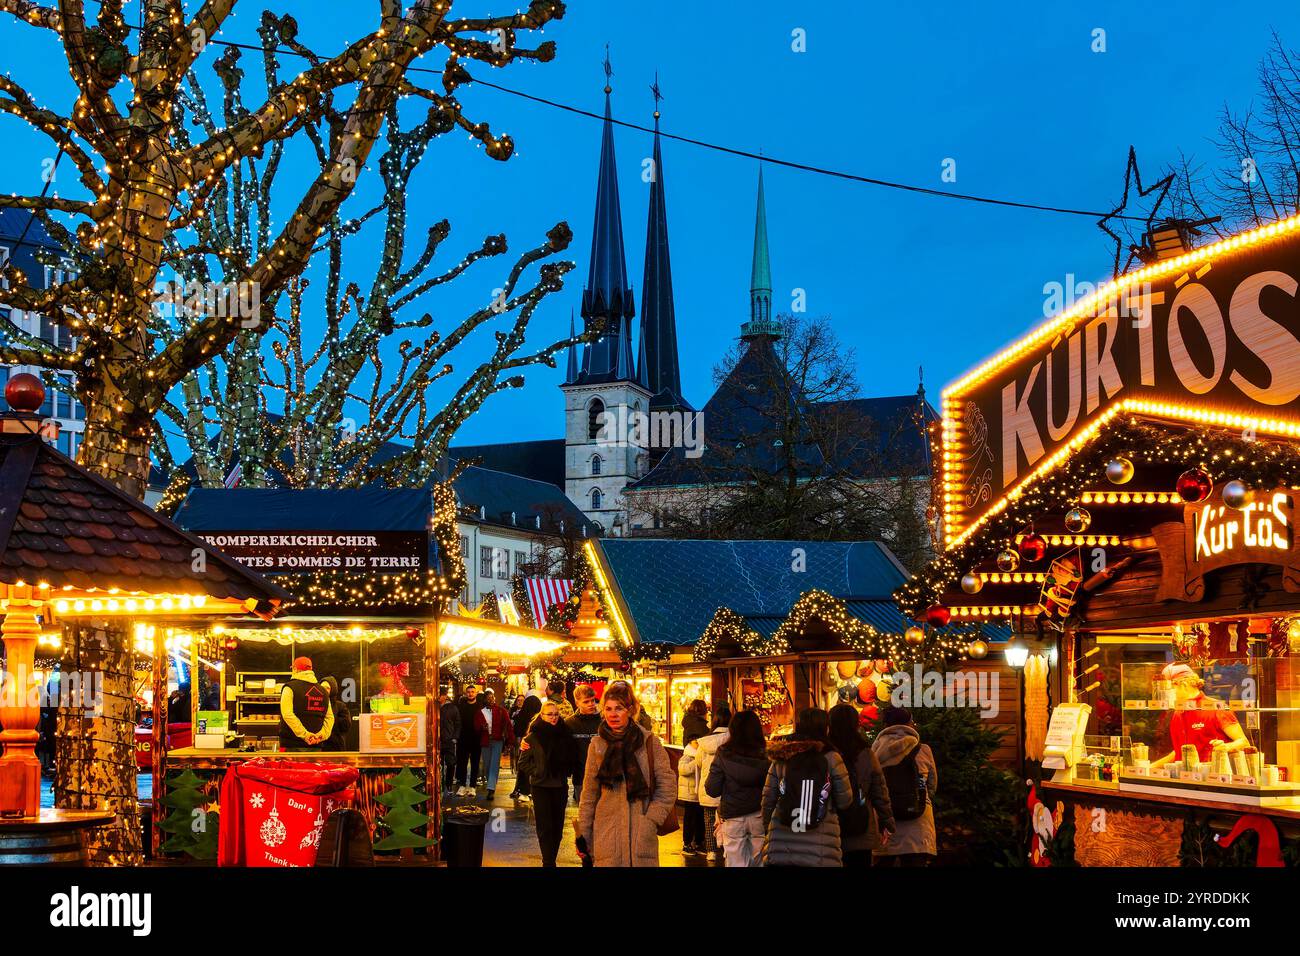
[740,165,783,344]
[562,55,651,535]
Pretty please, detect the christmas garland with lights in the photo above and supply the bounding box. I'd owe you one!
[694,608,762,662]
[899,418,1300,616]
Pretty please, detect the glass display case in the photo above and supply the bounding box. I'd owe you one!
[635,676,667,740]
[668,673,712,746]
[1117,658,1300,805]
[1071,734,1131,788]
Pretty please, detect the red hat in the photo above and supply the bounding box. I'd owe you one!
[1160,662,1197,682]
[293,656,313,672]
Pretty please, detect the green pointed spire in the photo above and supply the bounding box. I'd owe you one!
[742,164,780,342]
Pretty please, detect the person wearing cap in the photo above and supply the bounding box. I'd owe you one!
[279,657,334,751]
[1151,662,1248,766]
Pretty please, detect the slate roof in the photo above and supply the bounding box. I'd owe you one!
[452,465,597,536]
[0,426,285,602]
[448,438,565,489]
[592,538,909,646]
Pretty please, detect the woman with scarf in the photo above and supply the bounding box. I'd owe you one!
[517,700,577,866]
[577,680,676,867]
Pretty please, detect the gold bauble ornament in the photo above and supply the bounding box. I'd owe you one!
[968,639,989,659]
[1064,507,1091,533]
[1105,456,1134,485]
[996,549,1020,572]
[960,573,983,595]
[904,626,925,646]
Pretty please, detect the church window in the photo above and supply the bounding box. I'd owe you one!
[588,399,605,440]
[591,488,603,510]
[591,454,602,476]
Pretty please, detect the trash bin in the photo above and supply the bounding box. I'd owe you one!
[441,805,490,867]
[218,759,359,867]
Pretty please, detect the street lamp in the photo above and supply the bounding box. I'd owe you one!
[1004,640,1030,669]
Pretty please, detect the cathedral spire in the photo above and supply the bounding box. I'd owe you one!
[637,72,684,404]
[578,46,636,384]
[741,162,780,343]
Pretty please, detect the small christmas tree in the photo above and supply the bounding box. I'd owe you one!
[373,767,435,854]
[158,770,219,859]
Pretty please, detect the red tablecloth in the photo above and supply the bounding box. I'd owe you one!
[218,759,359,867]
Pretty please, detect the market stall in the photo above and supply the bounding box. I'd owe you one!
[901,213,1300,865]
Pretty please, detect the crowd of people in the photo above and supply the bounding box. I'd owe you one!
[442,678,939,867]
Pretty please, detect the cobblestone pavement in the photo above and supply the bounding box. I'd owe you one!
[447,762,722,868]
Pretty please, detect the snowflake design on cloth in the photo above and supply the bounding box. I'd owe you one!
[259,804,287,848]
[249,791,266,809]
[299,812,326,851]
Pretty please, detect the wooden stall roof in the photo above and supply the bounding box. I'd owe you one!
[0,429,287,604]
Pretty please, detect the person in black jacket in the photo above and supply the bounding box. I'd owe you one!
[438,687,461,793]
[319,677,352,751]
[704,709,770,867]
[454,685,482,795]
[516,701,576,866]
[509,692,542,800]
[563,684,601,803]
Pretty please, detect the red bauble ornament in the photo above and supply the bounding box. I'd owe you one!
[4,372,44,413]
[924,604,951,627]
[1018,533,1047,563]
[406,627,421,640]
[1175,468,1213,503]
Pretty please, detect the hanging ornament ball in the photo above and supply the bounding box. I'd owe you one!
[996,549,1020,572]
[968,639,989,660]
[904,626,926,646]
[1017,533,1048,564]
[406,627,421,641]
[1175,468,1214,503]
[1064,507,1092,533]
[1105,456,1135,485]
[960,572,984,595]
[4,372,44,413]
[924,604,951,627]
[1222,480,1249,510]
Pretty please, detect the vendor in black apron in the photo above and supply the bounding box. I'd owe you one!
[279,656,335,751]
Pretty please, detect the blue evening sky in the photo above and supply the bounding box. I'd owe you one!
[3,2,1299,448]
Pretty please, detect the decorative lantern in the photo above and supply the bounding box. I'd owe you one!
[904,626,925,646]
[1288,618,1300,654]
[968,639,989,660]
[960,572,983,595]
[1105,456,1134,485]
[1222,480,1249,510]
[1017,533,1048,564]
[925,604,951,627]
[1175,468,1213,503]
[996,549,1020,572]
[1064,507,1091,533]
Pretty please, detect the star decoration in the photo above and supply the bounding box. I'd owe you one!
[1097,145,1174,279]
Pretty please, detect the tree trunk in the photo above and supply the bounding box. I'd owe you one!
[55,620,143,866]
[79,381,155,501]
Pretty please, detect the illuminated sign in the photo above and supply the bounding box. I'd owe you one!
[942,216,1300,541]
[1153,488,1300,602]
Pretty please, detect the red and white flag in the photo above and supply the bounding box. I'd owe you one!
[223,463,243,489]
[525,577,572,627]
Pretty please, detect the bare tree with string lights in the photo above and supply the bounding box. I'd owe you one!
[0,0,568,500]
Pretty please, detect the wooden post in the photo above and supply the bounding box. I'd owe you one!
[0,585,43,817]
[424,619,440,863]
[150,626,167,858]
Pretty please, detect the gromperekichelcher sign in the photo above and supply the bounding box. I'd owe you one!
[197,531,430,573]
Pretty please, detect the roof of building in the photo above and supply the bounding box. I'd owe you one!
[0,424,284,602]
[0,209,59,249]
[451,464,597,536]
[448,438,566,489]
[591,538,909,646]
[627,337,936,490]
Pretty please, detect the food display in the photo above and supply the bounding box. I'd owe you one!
[667,674,712,746]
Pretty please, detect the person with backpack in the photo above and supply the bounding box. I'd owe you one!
[827,703,894,866]
[871,706,937,866]
[705,709,769,866]
[508,690,541,801]
[759,707,853,867]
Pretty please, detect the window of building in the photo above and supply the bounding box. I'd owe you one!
[591,488,603,510]
[479,545,493,578]
[514,550,528,574]
[460,534,469,565]
[588,398,605,440]
[591,454,602,476]
[495,548,509,580]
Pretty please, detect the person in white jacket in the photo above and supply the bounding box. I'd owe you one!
[678,704,732,861]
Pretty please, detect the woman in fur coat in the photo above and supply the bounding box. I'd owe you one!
[577,681,676,867]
